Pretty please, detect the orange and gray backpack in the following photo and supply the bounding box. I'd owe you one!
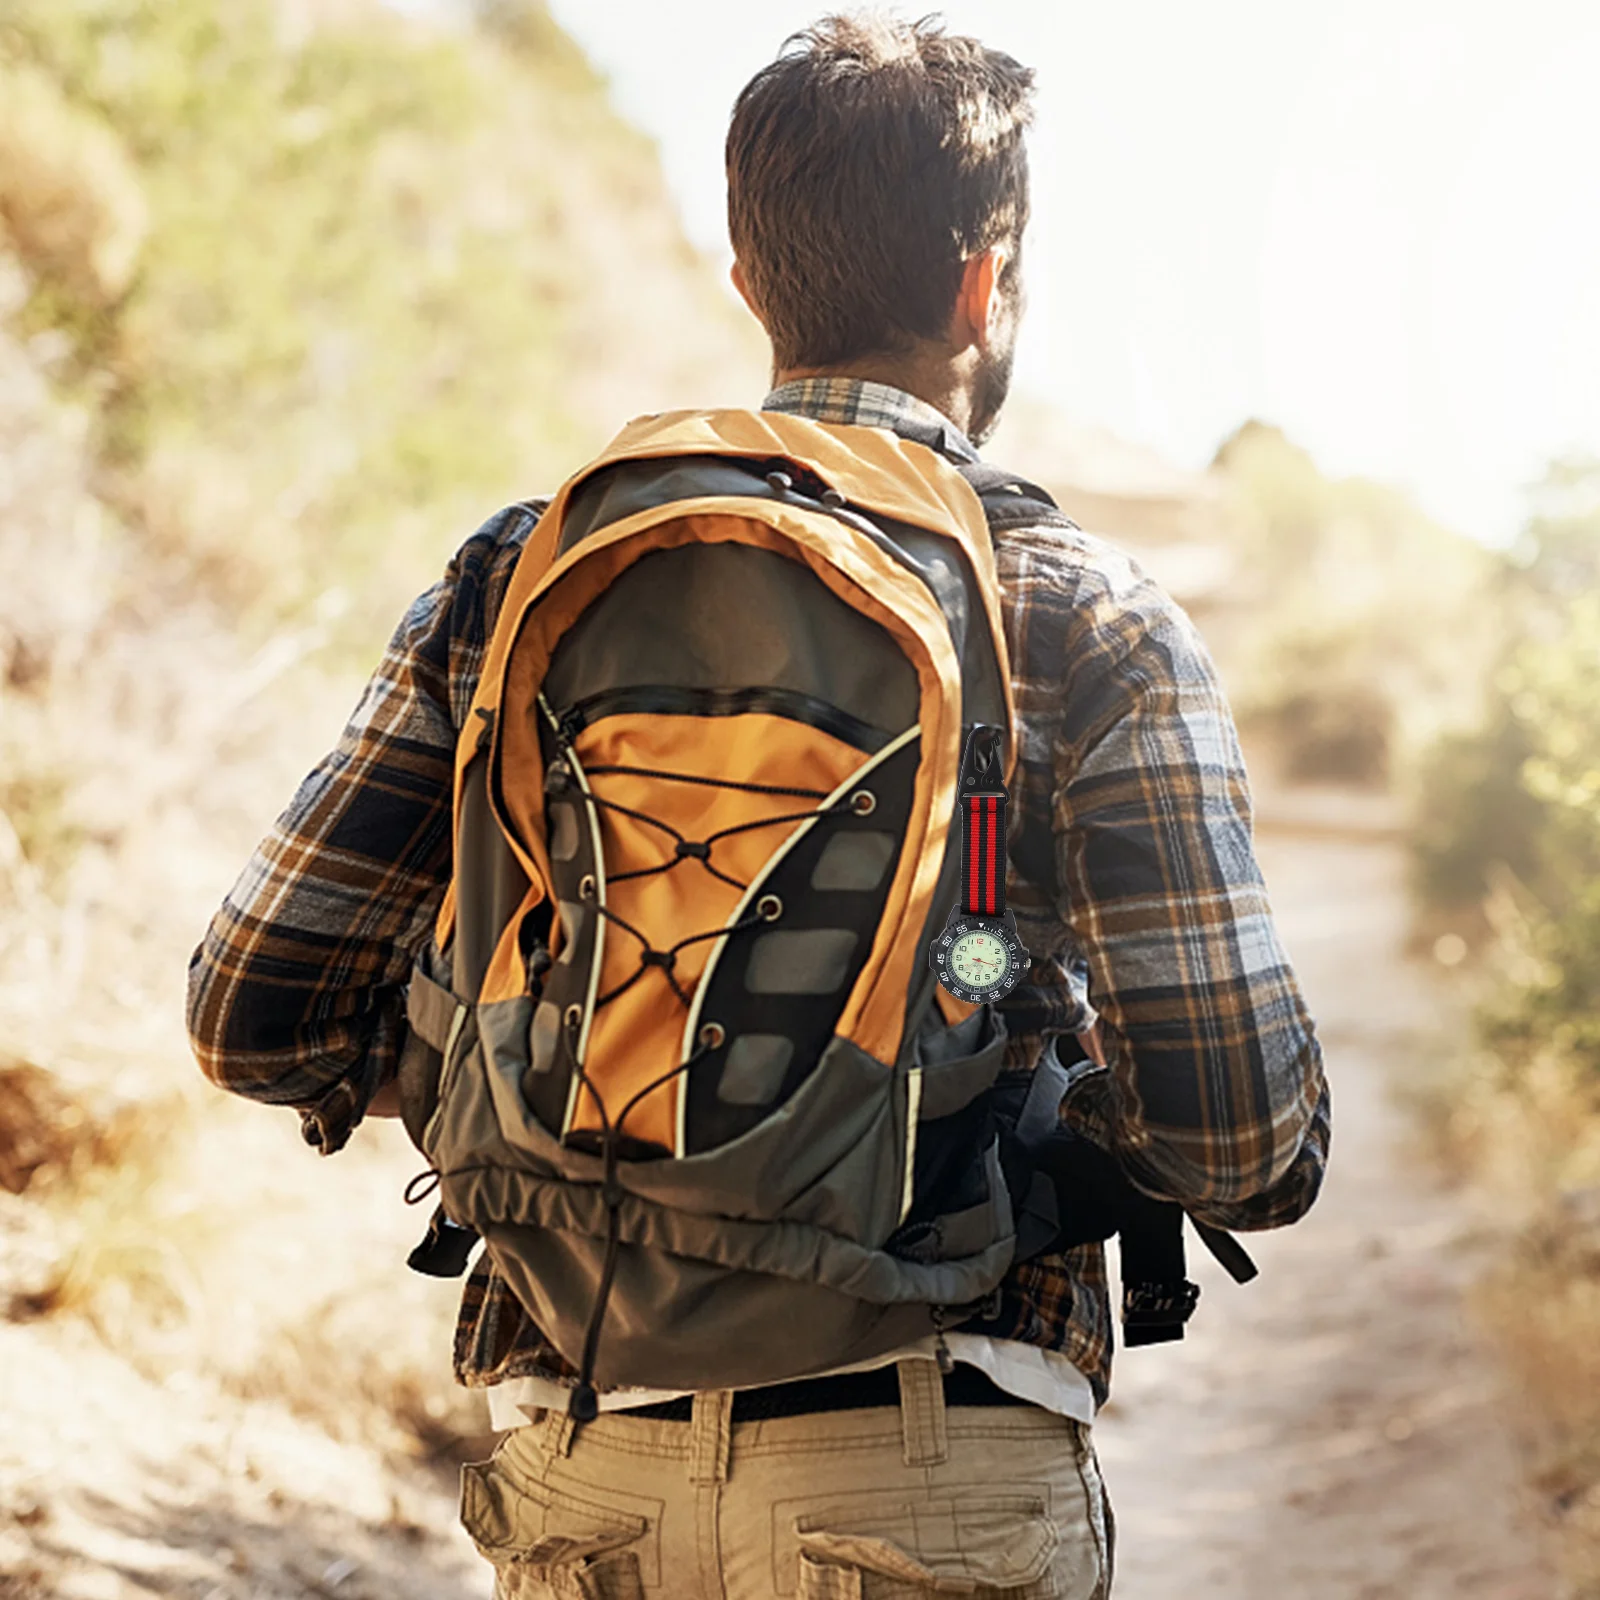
[392,407,1246,1421]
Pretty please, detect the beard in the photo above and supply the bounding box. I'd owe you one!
[966,275,1023,448]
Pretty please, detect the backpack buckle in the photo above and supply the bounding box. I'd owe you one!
[406,1202,479,1278]
[1121,1278,1201,1346]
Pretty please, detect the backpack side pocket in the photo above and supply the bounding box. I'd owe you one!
[400,940,462,1154]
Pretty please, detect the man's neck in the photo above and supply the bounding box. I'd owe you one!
[771,355,978,439]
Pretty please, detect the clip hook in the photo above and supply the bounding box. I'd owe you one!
[959,724,1004,791]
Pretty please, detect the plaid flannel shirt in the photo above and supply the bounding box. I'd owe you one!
[187,378,1330,1408]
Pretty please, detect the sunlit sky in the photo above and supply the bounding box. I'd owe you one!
[409,1,1600,544]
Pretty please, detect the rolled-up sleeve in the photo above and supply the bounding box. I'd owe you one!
[185,506,534,1129]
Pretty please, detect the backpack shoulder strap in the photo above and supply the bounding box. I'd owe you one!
[955,461,1081,537]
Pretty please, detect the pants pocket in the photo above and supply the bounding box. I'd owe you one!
[460,1454,648,1599]
[795,1492,1085,1600]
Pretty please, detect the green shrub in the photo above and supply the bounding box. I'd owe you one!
[1414,462,1600,906]
[1408,460,1600,1588]
[1414,458,1600,1065]
[0,0,756,635]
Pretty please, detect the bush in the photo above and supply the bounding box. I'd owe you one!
[0,59,146,320]
[0,0,758,632]
[1410,458,1600,1590]
[1414,459,1600,935]
[1212,420,1497,788]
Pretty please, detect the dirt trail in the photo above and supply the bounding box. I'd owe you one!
[1,787,1560,1599]
[1093,789,1555,1598]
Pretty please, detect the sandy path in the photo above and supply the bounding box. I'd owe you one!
[1,789,1559,1599]
[1092,794,1555,1597]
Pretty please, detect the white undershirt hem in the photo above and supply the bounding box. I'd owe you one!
[484,1335,1098,1432]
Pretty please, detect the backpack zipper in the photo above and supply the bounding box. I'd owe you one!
[537,692,608,1134]
[565,684,888,753]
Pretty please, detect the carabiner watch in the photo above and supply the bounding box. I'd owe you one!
[928,724,1029,1003]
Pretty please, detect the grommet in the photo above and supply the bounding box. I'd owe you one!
[698,1021,726,1050]
[849,790,877,815]
[766,470,793,496]
[756,893,783,921]
[820,488,846,510]
[579,874,596,899]
[563,1003,583,1034]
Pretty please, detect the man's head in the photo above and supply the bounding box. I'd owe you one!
[726,13,1036,445]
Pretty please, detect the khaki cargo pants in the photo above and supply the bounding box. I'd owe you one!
[459,1360,1115,1600]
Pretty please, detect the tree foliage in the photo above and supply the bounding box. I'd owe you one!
[1414,458,1600,1076]
[0,0,756,633]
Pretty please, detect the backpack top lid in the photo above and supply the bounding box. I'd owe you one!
[449,406,1019,802]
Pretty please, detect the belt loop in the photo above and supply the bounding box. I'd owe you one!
[896,1358,948,1467]
[544,1405,577,1460]
[689,1389,734,1485]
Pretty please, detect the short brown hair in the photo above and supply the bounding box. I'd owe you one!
[727,13,1035,371]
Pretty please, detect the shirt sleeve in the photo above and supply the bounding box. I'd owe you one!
[184,506,535,1140]
[1048,542,1330,1231]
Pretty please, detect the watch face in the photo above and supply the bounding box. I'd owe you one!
[950,929,1008,988]
[929,918,1026,1003]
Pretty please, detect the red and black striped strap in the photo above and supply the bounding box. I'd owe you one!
[960,792,1007,917]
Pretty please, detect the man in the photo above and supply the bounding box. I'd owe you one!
[189,14,1329,1598]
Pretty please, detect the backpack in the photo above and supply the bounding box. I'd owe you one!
[390,406,1089,1407]
[392,406,1253,1419]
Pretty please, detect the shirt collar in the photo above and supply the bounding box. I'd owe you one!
[761,377,981,465]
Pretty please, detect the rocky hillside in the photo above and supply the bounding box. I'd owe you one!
[0,5,759,1594]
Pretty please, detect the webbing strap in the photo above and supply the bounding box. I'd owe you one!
[956,725,1010,920]
[1014,1049,1071,1147]
[955,462,1080,539]
[1010,1052,1069,1261]
[960,792,1007,916]
[955,462,1061,506]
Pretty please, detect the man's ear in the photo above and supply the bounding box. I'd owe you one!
[730,258,765,327]
[951,246,1009,350]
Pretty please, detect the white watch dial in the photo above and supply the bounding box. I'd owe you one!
[949,929,1009,989]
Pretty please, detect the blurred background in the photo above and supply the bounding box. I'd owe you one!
[0,2,1595,1596]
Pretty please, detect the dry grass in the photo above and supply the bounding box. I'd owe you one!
[1414,998,1600,1596]
[0,1056,215,1328]
[0,0,731,1505]
[0,1058,111,1197]
[0,297,470,1463]
[1476,1212,1600,1596]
